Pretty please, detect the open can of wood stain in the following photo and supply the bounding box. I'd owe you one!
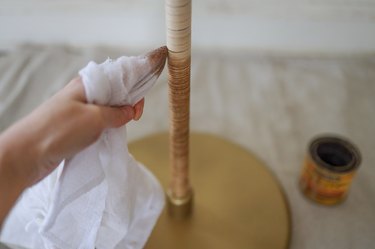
[299,135,361,205]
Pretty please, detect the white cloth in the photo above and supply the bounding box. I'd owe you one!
[1,54,165,249]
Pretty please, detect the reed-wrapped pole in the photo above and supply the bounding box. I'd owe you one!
[166,0,193,218]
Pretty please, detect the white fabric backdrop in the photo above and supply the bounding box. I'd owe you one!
[1,0,375,54]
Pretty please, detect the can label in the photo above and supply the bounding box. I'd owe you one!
[300,156,356,205]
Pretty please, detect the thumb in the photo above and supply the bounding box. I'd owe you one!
[98,105,135,128]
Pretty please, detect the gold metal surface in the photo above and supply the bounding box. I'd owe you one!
[129,133,291,249]
[166,190,194,219]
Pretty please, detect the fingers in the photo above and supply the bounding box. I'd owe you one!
[133,98,145,121]
[97,98,145,129]
[98,105,135,128]
[60,77,87,102]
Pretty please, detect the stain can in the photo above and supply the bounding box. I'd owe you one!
[299,135,361,205]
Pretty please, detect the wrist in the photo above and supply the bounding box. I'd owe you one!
[0,128,37,189]
[0,137,27,227]
[0,135,29,190]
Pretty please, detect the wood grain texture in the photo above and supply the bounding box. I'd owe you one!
[166,0,192,199]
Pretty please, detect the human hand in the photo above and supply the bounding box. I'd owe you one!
[0,77,144,187]
[0,47,167,227]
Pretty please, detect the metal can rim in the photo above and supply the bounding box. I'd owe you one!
[309,134,361,173]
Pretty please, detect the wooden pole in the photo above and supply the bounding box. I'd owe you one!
[166,0,193,218]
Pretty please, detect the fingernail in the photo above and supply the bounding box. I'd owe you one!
[123,106,134,120]
[134,111,141,121]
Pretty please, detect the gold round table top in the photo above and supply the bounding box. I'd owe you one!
[129,132,291,249]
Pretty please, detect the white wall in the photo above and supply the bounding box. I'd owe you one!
[1,0,375,54]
